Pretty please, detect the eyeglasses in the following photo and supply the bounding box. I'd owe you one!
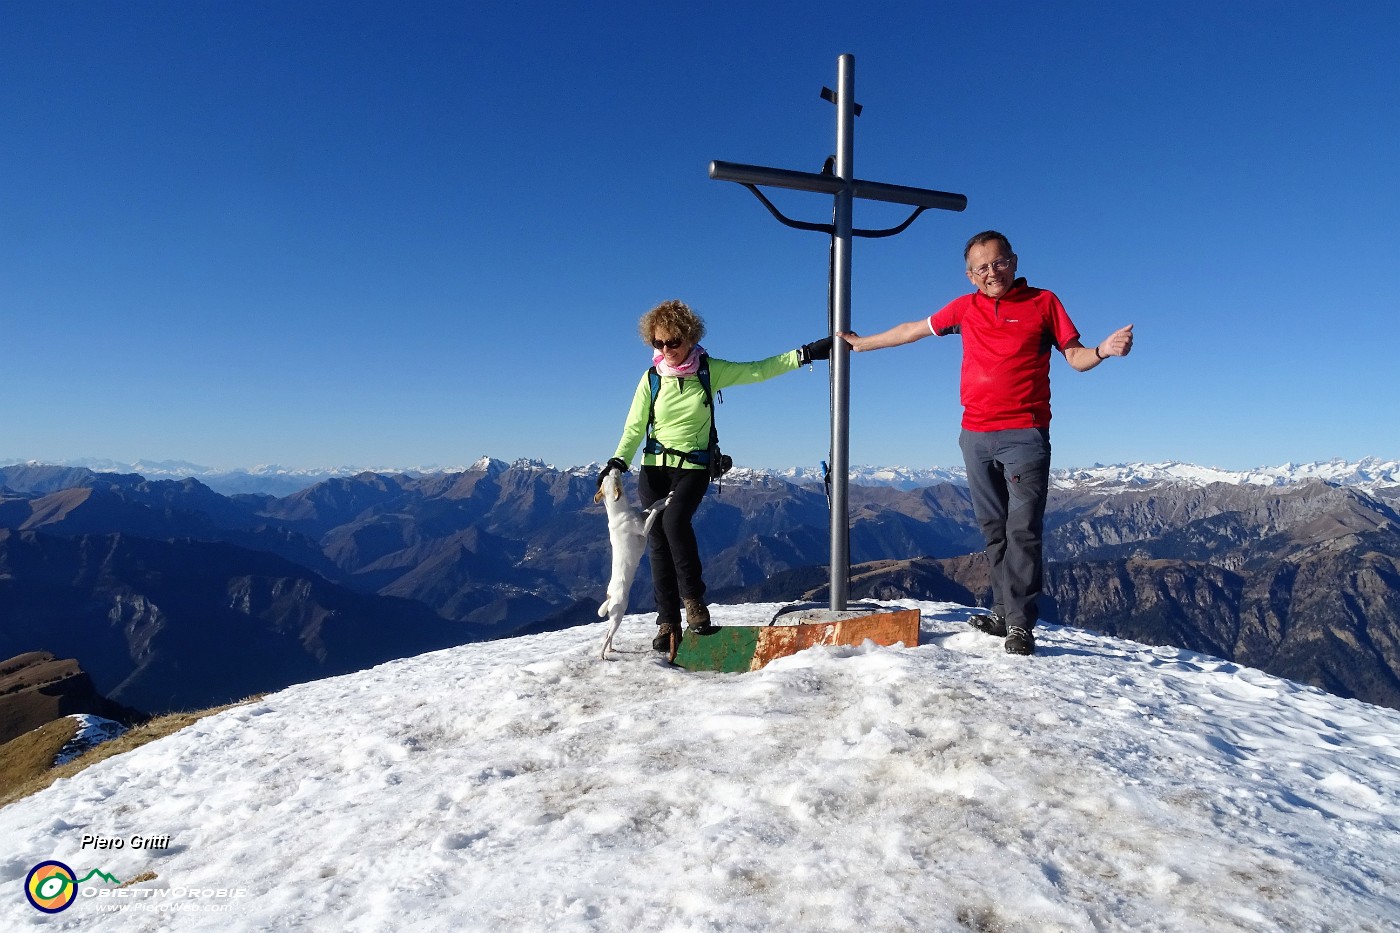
[969,256,1014,278]
[651,337,684,350]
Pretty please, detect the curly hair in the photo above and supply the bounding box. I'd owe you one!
[639,299,706,347]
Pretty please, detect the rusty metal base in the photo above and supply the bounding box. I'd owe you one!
[670,608,920,673]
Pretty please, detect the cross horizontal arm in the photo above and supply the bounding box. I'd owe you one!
[851,178,966,213]
[709,161,843,195]
[709,160,966,213]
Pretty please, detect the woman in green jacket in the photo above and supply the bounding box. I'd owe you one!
[600,299,831,652]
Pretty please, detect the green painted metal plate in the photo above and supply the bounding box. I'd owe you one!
[672,625,761,673]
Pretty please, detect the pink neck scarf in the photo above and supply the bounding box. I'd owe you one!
[653,344,705,377]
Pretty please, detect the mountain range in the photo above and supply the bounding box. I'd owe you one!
[6,455,1400,496]
[2,457,1399,716]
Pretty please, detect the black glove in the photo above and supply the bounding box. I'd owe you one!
[596,457,628,488]
[798,336,834,365]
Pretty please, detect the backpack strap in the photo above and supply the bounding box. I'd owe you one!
[643,354,721,468]
[697,354,720,451]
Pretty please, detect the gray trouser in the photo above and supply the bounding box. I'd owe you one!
[959,427,1051,630]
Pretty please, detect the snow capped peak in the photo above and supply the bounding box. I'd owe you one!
[508,457,555,472]
[470,456,510,475]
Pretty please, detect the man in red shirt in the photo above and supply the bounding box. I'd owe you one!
[840,231,1133,655]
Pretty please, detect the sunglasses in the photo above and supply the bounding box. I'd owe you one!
[651,337,684,350]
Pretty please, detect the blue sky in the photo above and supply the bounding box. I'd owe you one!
[4,1,1397,473]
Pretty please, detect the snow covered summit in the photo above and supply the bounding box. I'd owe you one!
[2,601,1397,931]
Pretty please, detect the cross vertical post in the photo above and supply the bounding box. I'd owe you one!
[829,53,856,610]
[709,54,966,612]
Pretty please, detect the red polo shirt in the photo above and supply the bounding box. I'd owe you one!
[928,279,1080,432]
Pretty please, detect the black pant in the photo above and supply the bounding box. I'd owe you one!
[638,465,710,624]
[959,428,1051,630]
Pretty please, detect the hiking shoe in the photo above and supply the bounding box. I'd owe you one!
[684,598,719,636]
[1004,626,1036,656]
[969,612,1007,638]
[652,622,680,652]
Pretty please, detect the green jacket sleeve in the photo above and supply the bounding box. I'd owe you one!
[706,349,801,390]
[611,349,803,469]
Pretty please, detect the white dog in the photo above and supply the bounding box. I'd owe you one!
[595,467,670,659]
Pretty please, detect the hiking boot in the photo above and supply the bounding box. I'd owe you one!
[684,597,719,636]
[1005,626,1036,656]
[652,622,680,652]
[969,611,1007,638]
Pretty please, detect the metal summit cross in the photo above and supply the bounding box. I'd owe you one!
[709,53,967,612]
